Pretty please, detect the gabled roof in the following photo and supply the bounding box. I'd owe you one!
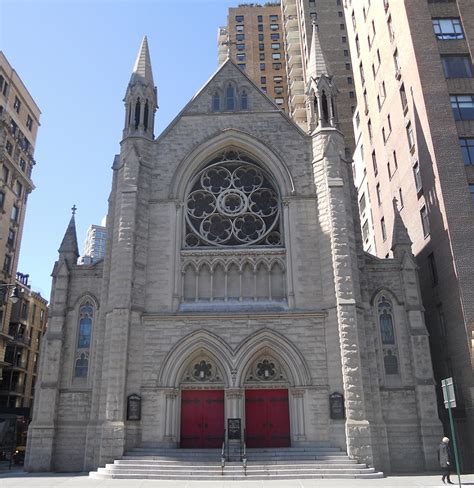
[156,58,307,142]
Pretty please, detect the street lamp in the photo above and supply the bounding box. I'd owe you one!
[0,284,21,304]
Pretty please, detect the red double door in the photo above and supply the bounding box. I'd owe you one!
[245,389,290,448]
[180,388,290,449]
[180,390,225,448]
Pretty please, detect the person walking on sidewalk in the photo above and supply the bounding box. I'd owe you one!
[438,437,454,484]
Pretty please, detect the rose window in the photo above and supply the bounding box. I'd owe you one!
[185,151,281,247]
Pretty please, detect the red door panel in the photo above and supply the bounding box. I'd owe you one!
[180,390,224,448]
[245,389,290,448]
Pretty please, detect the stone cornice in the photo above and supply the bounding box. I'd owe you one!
[181,248,286,257]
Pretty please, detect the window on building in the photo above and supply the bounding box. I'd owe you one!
[236,24,244,32]
[362,220,369,242]
[2,165,9,183]
[420,205,430,237]
[360,62,365,85]
[13,97,21,113]
[236,53,246,62]
[237,63,246,71]
[458,139,474,167]
[387,161,392,179]
[376,183,382,205]
[2,80,8,96]
[26,115,33,131]
[260,63,266,71]
[11,205,19,223]
[275,97,284,105]
[7,228,15,247]
[406,121,415,150]
[274,86,283,94]
[78,303,93,349]
[398,188,404,208]
[258,34,264,41]
[413,161,422,193]
[342,36,347,43]
[3,255,12,274]
[236,44,245,51]
[359,193,367,214]
[212,92,220,112]
[0,191,4,210]
[428,252,438,285]
[368,119,372,140]
[75,353,88,378]
[432,18,464,40]
[441,55,473,78]
[393,49,401,73]
[469,184,474,203]
[269,14,278,21]
[387,15,395,40]
[393,150,398,170]
[261,86,267,93]
[347,76,353,85]
[240,90,248,110]
[225,84,236,111]
[259,53,265,61]
[344,49,349,57]
[372,150,378,176]
[236,34,245,41]
[379,296,395,345]
[450,95,474,120]
[235,15,244,23]
[355,36,360,57]
[399,83,408,113]
[381,217,387,241]
[257,15,263,22]
[261,76,267,84]
[270,33,280,40]
[350,91,355,99]
[272,53,281,60]
[270,24,279,31]
[259,43,264,51]
[274,76,282,83]
[6,140,13,156]
[271,43,280,50]
[272,62,282,70]
[15,181,22,197]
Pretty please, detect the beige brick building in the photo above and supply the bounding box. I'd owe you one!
[0,272,48,410]
[219,4,289,113]
[25,36,444,476]
[0,52,40,383]
[343,0,474,470]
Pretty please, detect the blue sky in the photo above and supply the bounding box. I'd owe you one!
[1,0,241,298]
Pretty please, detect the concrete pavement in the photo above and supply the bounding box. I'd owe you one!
[0,471,473,488]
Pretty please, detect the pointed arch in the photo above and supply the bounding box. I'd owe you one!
[158,330,234,387]
[169,129,295,200]
[234,328,312,387]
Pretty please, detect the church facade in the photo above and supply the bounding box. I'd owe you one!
[25,36,442,474]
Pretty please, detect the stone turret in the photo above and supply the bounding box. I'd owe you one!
[305,21,338,132]
[123,36,157,140]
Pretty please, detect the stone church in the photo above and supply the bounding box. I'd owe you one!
[26,35,442,474]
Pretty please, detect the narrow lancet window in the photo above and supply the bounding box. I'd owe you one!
[134,99,141,129]
[240,90,248,110]
[212,92,220,112]
[225,85,235,111]
[144,101,149,131]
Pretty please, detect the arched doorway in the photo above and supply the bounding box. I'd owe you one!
[179,355,226,448]
[243,355,291,448]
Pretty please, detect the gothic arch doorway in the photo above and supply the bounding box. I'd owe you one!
[243,354,291,448]
[178,354,226,449]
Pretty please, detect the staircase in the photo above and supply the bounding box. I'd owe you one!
[89,446,384,480]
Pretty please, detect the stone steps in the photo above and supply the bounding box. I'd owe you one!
[89,447,384,480]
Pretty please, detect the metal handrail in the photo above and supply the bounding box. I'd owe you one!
[242,428,247,476]
[221,429,226,475]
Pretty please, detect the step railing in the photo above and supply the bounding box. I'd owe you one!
[221,429,226,475]
[242,428,247,476]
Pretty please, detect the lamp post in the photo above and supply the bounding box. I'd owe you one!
[0,284,21,304]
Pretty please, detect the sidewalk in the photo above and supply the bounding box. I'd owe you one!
[0,471,473,488]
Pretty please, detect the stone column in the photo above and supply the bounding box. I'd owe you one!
[163,389,179,446]
[290,388,306,443]
[225,388,244,421]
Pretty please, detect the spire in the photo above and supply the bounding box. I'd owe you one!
[308,20,328,79]
[58,206,79,263]
[123,36,157,140]
[130,36,154,87]
[391,198,412,256]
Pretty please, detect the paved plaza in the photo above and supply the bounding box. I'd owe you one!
[0,471,473,488]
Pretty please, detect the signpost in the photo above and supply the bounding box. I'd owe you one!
[441,377,461,488]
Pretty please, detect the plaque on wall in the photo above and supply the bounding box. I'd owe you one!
[329,392,345,420]
[228,418,241,440]
[127,394,141,421]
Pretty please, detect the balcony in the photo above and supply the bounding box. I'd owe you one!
[283,1,297,17]
[9,334,31,347]
[0,383,25,395]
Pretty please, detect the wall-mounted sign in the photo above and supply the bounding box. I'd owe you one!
[127,394,141,421]
[228,418,241,440]
[329,392,345,420]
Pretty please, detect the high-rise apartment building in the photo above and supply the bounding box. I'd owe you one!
[0,272,48,410]
[343,0,474,469]
[219,3,289,113]
[82,224,107,263]
[282,0,356,153]
[0,52,40,382]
